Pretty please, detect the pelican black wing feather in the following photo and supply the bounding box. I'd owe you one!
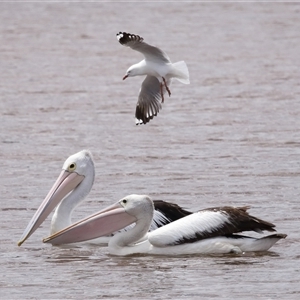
[173,206,276,245]
[152,200,192,228]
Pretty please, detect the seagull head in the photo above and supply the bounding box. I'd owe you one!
[123,64,145,80]
[123,68,134,80]
[123,73,129,80]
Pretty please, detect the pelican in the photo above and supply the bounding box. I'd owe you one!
[43,194,286,256]
[18,150,191,246]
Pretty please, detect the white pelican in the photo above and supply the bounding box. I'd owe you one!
[18,150,191,246]
[43,194,286,256]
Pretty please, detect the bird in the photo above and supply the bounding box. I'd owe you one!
[17,150,192,246]
[43,194,286,256]
[116,31,190,125]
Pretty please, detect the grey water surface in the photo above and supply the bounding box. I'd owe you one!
[0,2,299,299]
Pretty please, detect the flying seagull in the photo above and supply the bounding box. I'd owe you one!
[117,32,190,125]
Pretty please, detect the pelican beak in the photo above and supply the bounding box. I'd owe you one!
[18,170,85,246]
[43,201,137,245]
[123,74,128,80]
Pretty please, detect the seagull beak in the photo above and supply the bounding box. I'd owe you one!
[123,74,128,80]
[18,170,85,246]
[43,201,137,245]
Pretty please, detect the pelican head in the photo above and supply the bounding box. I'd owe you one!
[62,150,95,178]
[18,150,95,246]
[42,194,154,246]
[119,194,154,220]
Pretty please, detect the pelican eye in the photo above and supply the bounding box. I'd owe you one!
[68,163,76,171]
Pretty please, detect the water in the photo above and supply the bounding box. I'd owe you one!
[0,2,299,299]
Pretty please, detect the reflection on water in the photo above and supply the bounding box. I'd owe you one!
[1,2,300,299]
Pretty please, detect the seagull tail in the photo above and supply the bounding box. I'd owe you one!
[171,61,190,84]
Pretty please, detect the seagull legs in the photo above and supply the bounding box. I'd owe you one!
[160,77,171,103]
[160,83,165,103]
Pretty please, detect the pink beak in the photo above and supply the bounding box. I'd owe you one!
[42,201,137,245]
[18,170,84,246]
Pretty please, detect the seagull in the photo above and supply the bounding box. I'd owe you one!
[43,195,286,256]
[116,32,190,125]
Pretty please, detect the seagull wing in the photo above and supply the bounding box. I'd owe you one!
[117,32,171,63]
[135,75,172,125]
